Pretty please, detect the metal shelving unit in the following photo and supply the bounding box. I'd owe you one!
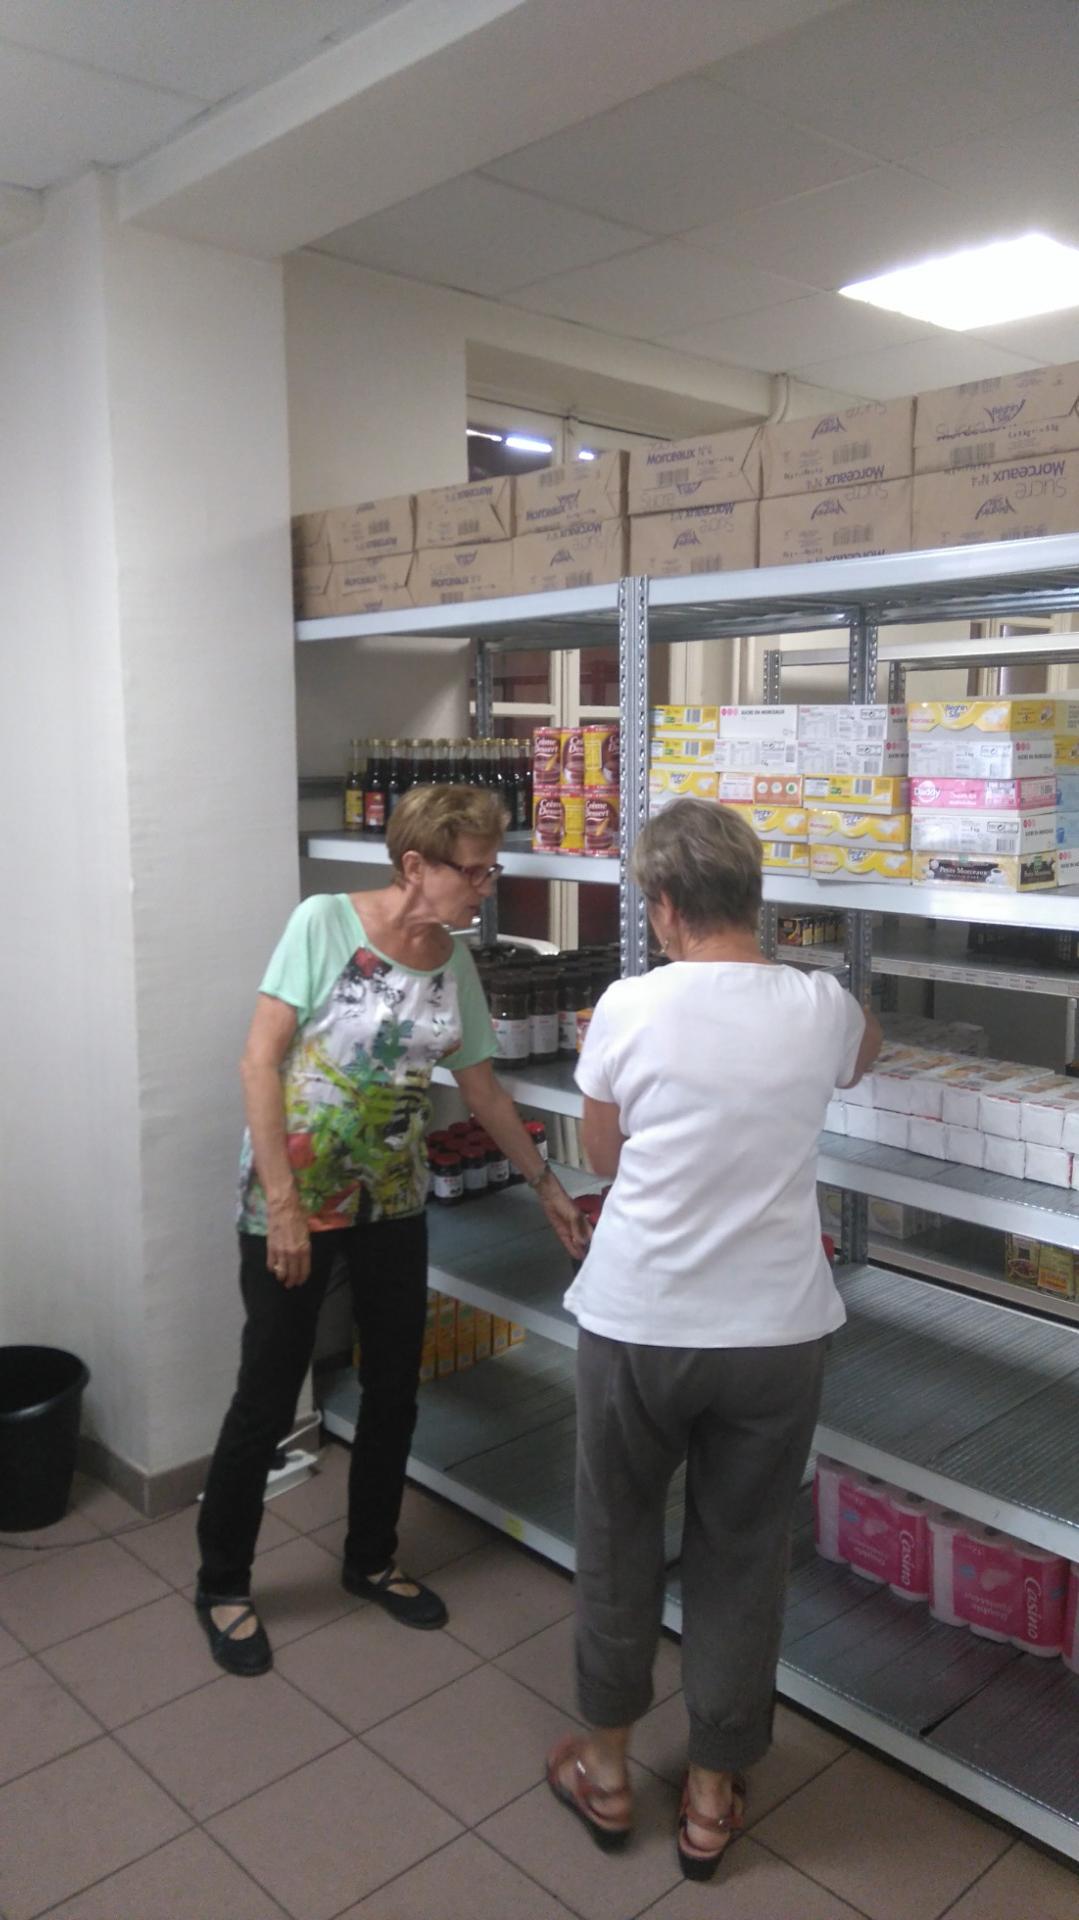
[303,828,619,887]
[299,531,1079,1861]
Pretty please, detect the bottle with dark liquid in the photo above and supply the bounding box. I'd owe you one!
[432,738,452,783]
[411,738,430,789]
[363,739,386,836]
[344,737,364,833]
[516,739,533,834]
[386,740,406,819]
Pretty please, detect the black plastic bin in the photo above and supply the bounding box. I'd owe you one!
[0,1347,90,1531]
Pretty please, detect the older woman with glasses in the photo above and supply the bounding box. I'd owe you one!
[196,784,590,1676]
[545,797,880,1880]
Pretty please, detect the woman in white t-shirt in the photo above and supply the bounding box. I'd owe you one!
[546,797,880,1880]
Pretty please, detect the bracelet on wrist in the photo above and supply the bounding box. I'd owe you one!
[526,1166,551,1191]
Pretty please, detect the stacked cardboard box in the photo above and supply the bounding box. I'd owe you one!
[648,705,721,815]
[513,453,629,594]
[907,699,1079,891]
[760,401,914,567]
[292,496,417,617]
[420,1291,523,1383]
[627,428,761,579]
[913,361,1079,550]
[800,705,912,883]
[411,479,515,606]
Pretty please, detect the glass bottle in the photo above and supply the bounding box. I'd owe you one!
[411,738,430,789]
[467,738,486,788]
[363,739,386,836]
[516,739,533,834]
[528,969,560,1063]
[489,973,531,1063]
[386,740,406,819]
[344,737,365,833]
[432,738,451,783]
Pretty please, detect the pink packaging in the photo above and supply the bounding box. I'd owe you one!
[909,775,1058,812]
[1064,1563,1079,1673]
[837,1474,897,1584]
[929,1508,966,1625]
[955,1526,1022,1642]
[1012,1543,1068,1657]
[813,1456,845,1563]
[887,1488,931,1601]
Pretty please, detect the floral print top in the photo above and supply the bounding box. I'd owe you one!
[237,894,495,1233]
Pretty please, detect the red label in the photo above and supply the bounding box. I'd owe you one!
[364,793,386,828]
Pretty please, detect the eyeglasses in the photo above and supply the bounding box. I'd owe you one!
[438,858,504,885]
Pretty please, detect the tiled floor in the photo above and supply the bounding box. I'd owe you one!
[1,1444,1078,1920]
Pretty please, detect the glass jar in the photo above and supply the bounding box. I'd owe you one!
[489,973,530,1062]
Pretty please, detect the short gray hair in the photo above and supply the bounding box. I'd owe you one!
[631,798,762,931]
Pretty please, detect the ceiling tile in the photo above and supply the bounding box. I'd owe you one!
[0,0,405,104]
[0,42,203,188]
[911,122,1079,250]
[795,335,1041,402]
[661,292,933,372]
[507,242,814,343]
[707,0,1079,166]
[684,168,1002,294]
[969,311,1079,365]
[485,74,874,237]
[315,175,648,297]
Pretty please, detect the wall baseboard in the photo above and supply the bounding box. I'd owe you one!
[78,1434,213,1518]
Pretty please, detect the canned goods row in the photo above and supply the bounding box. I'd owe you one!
[533,725,620,792]
[532,789,619,857]
[472,945,620,1064]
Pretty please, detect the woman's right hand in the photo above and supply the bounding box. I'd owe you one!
[266,1194,311,1288]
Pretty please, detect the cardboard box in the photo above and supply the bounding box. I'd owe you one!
[809,810,911,848]
[1005,1234,1041,1285]
[876,1112,910,1149]
[798,704,907,743]
[1020,1080,1079,1147]
[295,556,415,618]
[629,501,758,575]
[911,850,1058,891]
[915,362,1079,473]
[410,542,513,607]
[713,738,800,773]
[1055,813,1079,844]
[908,698,1073,736]
[1057,736,1079,765]
[762,841,810,874]
[491,1316,509,1354]
[980,1070,1061,1138]
[649,767,718,811]
[472,1310,492,1362]
[1026,1143,1072,1188]
[987,1135,1026,1178]
[716,772,759,804]
[909,1117,947,1158]
[909,775,1057,812]
[911,812,1059,856]
[310,496,415,562]
[761,477,912,566]
[803,774,909,814]
[912,451,1079,548]
[868,1197,938,1239]
[1059,847,1079,885]
[719,705,799,741]
[650,735,717,767]
[800,740,908,777]
[291,512,331,568]
[455,1301,475,1371]
[907,736,1054,779]
[415,478,513,547]
[1035,1244,1077,1296]
[513,519,628,594]
[945,1125,985,1168]
[651,705,718,730]
[724,804,809,841]
[810,847,912,883]
[763,399,913,497]
[515,452,626,535]
[628,426,762,515]
[753,773,804,806]
[436,1296,457,1378]
[419,1292,439,1384]
[846,1106,879,1142]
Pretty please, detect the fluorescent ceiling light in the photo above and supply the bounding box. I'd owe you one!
[577,449,597,461]
[840,232,1079,331]
[505,434,553,453]
[466,427,503,442]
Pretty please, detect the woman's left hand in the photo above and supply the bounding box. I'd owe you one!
[537,1172,593,1261]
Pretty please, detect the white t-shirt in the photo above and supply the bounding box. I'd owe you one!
[565,962,865,1348]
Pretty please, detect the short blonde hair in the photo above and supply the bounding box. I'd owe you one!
[386,784,508,872]
[631,798,762,931]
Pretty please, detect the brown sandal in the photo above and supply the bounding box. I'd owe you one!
[545,1734,633,1851]
[677,1771,746,1880]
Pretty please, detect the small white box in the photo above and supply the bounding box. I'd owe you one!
[1062,1106,1079,1153]
[985,1136,1026,1177]
[719,705,799,741]
[713,738,800,773]
[1059,847,1079,886]
[909,1118,947,1158]
[823,1099,848,1134]
[867,1197,935,1239]
[1020,1081,1079,1147]
[940,1065,1004,1128]
[845,1106,879,1141]
[1025,1144,1073,1189]
[980,1071,1062,1139]
[945,1126,985,1168]
[801,741,908,777]
[875,1111,910,1149]
[835,1078,873,1108]
[798,704,907,744]
[907,1057,968,1119]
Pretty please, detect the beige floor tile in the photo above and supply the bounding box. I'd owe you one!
[0,1620,26,1668]
[364,1663,576,1824]
[478,1760,683,1920]
[944,1840,1079,1918]
[40,1592,218,1728]
[341,1830,579,1919]
[0,1538,170,1652]
[633,1694,847,1821]
[754,1748,1012,1920]
[0,1736,189,1920]
[246,1533,365,1646]
[429,1542,574,1657]
[275,1603,480,1734]
[0,1657,100,1786]
[207,1740,461,1920]
[637,1834,868,1919]
[497,1613,682,1720]
[115,1669,347,1819]
[309,1481,495,1578]
[267,1441,352,1534]
[0,1508,101,1577]
[43,1828,290,1919]
[68,1470,146,1533]
[119,1500,295,1589]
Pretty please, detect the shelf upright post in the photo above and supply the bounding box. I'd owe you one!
[843,608,879,1266]
[759,646,783,960]
[476,636,499,948]
[619,576,650,977]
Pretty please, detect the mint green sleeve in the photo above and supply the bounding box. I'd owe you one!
[258,896,351,1026]
[442,941,497,1070]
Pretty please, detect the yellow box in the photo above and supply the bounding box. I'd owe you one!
[473,1310,492,1363]
[649,767,718,813]
[762,841,811,874]
[810,847,913,883]
[650,735,716,766]
[1057,736,1079,767]
[908,699,1072,736]
[809,810,911,848]
[419,1292,439,1385]
[911,850,1058,891]
[436,1296,458,1378]
[455,1301,475,1371]
[1005,1235,1040,1287]
[1037,1245,1077,1299]
[725,804,809,841]
[753,773,804,807]
[509,1323,526,1346]
[802,775,910,815]
[651,705,719,729]
[491,1316,510,1354]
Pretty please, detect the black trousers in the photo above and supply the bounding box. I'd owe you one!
[197,1214,428,1598]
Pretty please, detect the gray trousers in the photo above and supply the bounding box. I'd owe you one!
[574,1329,826,1773]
